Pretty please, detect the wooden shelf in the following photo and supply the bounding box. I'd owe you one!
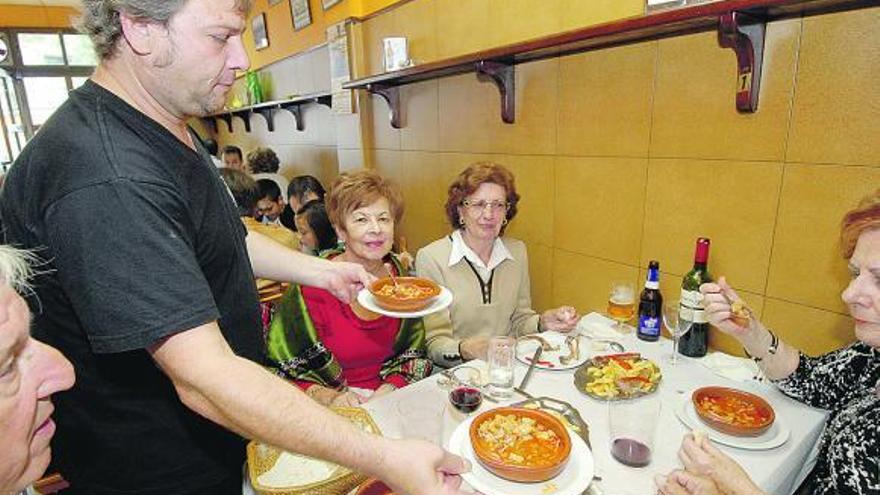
[343,0,876,128]
[203,91,332,133]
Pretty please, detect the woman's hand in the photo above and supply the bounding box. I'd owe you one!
[700,277,764,340]
[459,336,490,361]
[540,306,579,333]
[678,433,763,495]
[655,470,723,495]
[329,389,367,407]
[370,383,397,401]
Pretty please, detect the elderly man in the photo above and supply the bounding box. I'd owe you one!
[0,1,468,494]
[0,246,76,495]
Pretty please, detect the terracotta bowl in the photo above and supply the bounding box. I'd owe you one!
[355,479,394,495]
[368,277,440,312]
[469,407,572,483]
[692,386,775,437]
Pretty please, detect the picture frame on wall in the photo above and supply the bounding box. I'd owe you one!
[291,0,312,31]
[268,0,283,5]
[322,0,343,11]
[252,13,269,50]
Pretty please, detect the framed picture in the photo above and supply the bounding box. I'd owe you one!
[322,0,343,10]
[291,0,312,31]
[269,0,283,5]
[251,13,269,50]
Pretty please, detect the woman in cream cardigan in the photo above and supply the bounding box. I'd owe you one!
[416,162,579,367]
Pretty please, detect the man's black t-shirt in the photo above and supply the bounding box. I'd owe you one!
[1,81,265,494]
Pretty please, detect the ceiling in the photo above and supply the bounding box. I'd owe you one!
[0,1,81,6]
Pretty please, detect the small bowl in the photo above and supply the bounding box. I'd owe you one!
[356,479,394,495]
[692,386,775,437]
[368,277,440,312]
[469,407,571,483]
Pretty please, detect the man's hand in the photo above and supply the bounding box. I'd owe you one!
[377,438,471,495]
[319,261,374,304]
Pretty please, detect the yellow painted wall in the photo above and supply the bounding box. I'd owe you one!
[0,5,77,28]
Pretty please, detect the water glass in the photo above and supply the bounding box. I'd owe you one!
[662,299,693,366]
[486,336,516,399]
[609,396,661,467]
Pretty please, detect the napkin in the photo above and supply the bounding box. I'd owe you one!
[577,312,623,339]
[700,352,765,383]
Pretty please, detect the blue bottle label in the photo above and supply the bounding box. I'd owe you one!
[638,315,661,337]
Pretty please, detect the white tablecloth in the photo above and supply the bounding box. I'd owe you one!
[361,316,828,495]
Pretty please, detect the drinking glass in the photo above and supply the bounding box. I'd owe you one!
[662,299,693,366]
[607,281,636,334]
[486,336,516,399]
[609,396,661,467]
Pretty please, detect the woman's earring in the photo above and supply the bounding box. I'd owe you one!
[502,218,508,226]
[459,217,466,226]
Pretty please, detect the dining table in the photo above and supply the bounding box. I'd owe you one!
[359,312,829,495]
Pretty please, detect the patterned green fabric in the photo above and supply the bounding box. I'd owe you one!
[265,251,432,389]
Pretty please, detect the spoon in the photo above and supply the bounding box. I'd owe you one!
[384,263,400,289]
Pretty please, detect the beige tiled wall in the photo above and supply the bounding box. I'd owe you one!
[354,5,880,356]
[217,3,879,356]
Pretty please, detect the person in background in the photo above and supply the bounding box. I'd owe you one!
[657,188,880,495]
[248,147,289,200]
[202,138,222,167]
[256,179,286,226]
[416,162,579,367]
[220,169,298,252]
[296,199,338,256]
[0,245,75,495]
[0,0,470,493]
[221,144,244,171]
[266,171,432,407]
[280,174,326,232]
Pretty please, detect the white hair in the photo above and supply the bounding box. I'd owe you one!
[0,245,39,294]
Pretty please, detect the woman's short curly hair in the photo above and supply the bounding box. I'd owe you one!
[246,147,280,174]
[841,188,880,259]
[77,0,252,60]
[445,162,519,233]
[326,171,404,234]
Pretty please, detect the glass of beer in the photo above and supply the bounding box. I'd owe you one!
[607,281,636,334]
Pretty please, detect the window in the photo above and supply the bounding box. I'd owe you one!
[18,33,65,66]
[63,34,98,66]
[23,77,69,126]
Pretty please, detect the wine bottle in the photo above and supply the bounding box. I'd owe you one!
[678,238,712,357]
[637,260,663,342]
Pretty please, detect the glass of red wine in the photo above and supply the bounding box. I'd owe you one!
[449,386,483,415]
[609,396,661,467]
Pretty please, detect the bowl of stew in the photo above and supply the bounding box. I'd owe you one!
[692,386,775,437]
[368,277,441,312]
[469,407,571,483]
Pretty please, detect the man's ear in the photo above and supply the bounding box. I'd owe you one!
[118,11,160,56]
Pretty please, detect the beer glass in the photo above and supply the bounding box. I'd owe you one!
[607,281,636,334]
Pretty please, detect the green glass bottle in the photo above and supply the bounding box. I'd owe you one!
[246,70,263,105]
[678,238,712,357]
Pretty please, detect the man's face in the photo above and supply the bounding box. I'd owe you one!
[257,197,283,222]
[289,191,320,216]
[222,152,244,171]
[136,0,250,118]
[0,286,75,493]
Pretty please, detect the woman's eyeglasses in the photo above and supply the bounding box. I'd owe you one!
[462,200,509,212]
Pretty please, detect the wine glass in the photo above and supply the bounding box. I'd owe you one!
[607,281,636,334]
[662,299,693,365]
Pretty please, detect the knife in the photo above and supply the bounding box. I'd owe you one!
[519,346,542,391]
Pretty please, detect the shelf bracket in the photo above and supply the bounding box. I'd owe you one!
[718,11,766,113]
[313,94,333,108]
[475,61,515,124]
[366,83,402,129]
[218,114,234,133]
[231,110,251,132]
[279,103,305,132]
[254,107,276,132]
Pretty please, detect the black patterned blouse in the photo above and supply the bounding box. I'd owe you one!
[773,341,879,495]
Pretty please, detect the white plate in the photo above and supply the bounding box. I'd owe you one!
[675,396,790,450]
[356,286,453,318]
[515,332,590,370]
[447,414,594,495]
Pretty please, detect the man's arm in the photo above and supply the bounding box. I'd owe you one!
[150,323,470,495]
[246,230,371,303]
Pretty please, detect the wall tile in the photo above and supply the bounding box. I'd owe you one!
[398,151,460,251]
[438,74,496,153]
[552,250,640,316]
[393,0,438,66]
[400,80,440,151]
[559,0,643,31]
[767,163,880,312]
[786,8,880,166]
[488,0,561,47]
[527,242,554,313]
[651,19,800,161]
[762,298,854,357]
[337,148,365,173]
[557,43,656,158]
[435,0,492,59]
[487,154,555,248]
[642,159,783,294]
[367,93,402,150]
[360,8,396,76]
[554,156,647,264]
